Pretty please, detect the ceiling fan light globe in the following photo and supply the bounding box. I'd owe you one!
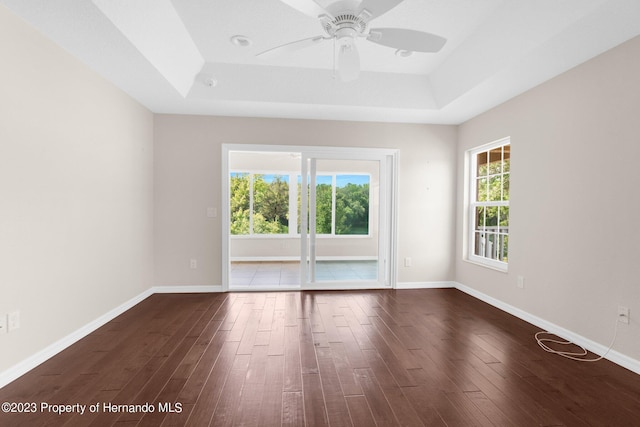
[338,41,360,82]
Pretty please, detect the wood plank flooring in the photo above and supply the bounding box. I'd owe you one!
[1,289,639,426]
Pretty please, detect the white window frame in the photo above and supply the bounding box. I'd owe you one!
[467,137,510,271]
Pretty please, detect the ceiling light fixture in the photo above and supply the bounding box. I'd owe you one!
[395,49,413,57]
[204,76,217,87]
[196,72,217,87]
[230,35,252,47]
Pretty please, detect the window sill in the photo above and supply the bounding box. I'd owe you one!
[463,257,508,273]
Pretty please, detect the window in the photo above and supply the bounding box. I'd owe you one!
[298,174,370,235]
[230,172,290,235]
[468,138,510,270]
[231,171,369,236]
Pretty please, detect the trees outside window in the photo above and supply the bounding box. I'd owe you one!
[335,176,369,235]
[230,173,250,235]
[231,171,369,236]
[313,175,333,234]
[230,173,289,235]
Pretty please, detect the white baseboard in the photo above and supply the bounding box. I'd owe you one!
[0,288,154,389]
[152,285,223,293]
[453,281,640,376]
[396,281,455,289]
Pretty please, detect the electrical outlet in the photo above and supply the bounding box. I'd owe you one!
[618,306,630,324]
[190,259,198,269]
[517,275,525,289]
[8,310,20,331]
[404,257,412,267]
[0,315,7,334]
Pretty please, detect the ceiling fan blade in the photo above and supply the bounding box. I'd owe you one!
[367,28,446,53]
[279,0,329,18]
[356,0,405,19]
[257,36,326,60]
[338,41,360,82]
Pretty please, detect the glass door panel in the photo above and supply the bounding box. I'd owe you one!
[301,152,390,288]
[228,150,302,289]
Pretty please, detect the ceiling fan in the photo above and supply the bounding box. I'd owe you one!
[257,0,446,81]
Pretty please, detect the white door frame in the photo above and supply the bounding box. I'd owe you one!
[300,149,393,289]
[222,144,398,291]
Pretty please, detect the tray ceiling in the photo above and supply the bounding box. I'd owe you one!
[2,0,639,123]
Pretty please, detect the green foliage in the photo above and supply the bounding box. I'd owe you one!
[336,183,369,235]
[476,172,509,202]
[230,174,250,235]
[476,156,510,230]
[230,173,289,235]
[253,175,289,234]
[315,183,333,234]
[253,212,288,234]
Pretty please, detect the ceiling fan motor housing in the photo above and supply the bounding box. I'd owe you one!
[322,12,369,40]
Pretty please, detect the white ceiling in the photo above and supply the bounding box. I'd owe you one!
[3,0,640,124]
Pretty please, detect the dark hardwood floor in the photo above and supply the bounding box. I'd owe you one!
[1,289,639,426]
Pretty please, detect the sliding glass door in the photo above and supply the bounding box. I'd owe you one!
[223,144,396,291]
[300,151,392,289]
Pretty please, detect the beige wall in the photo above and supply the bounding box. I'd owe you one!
[456,36,640,360]
[154,115,457,286]
[0,5,154,374]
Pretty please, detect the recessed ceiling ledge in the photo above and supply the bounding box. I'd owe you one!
[92,0,204,97]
